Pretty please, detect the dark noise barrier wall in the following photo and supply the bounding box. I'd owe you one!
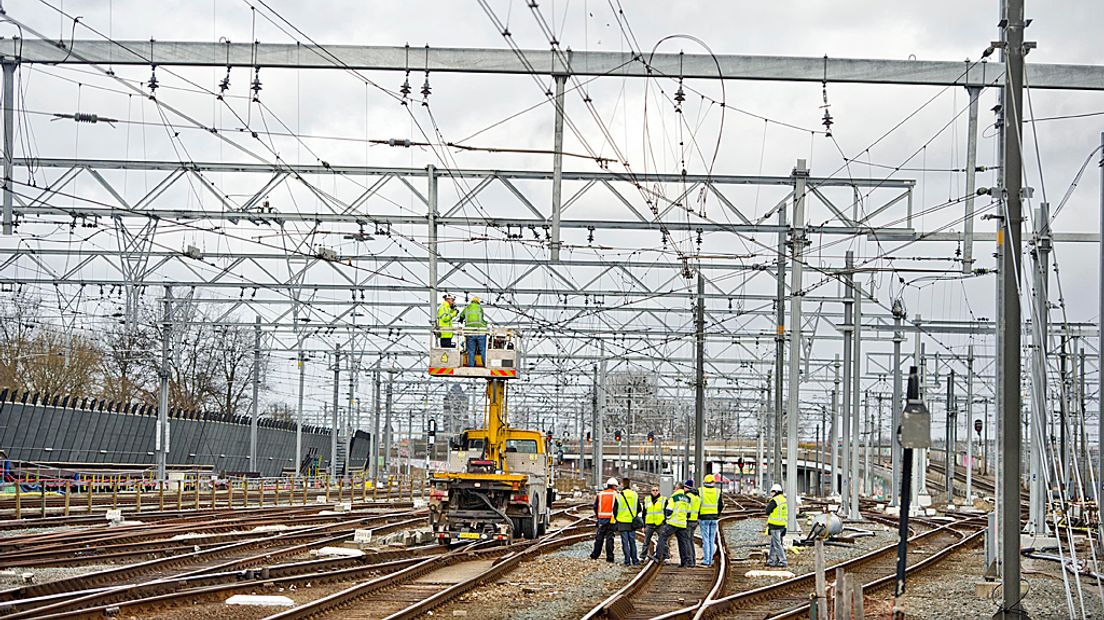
[0,388,369,477]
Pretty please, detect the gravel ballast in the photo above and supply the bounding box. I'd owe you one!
[433,540,637,619]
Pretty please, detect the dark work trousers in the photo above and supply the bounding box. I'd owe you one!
[642,523,661,557]
[654,524,683,563]
[439,336,453,347]
[590,519,616,561]
[685,521,698,567]
[676,526,694,567]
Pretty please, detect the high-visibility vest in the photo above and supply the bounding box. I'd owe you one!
[667,493,690,528]
[462,302,487,329]
[767,494,788,527]
[699,486,720,516]
[687,491,701,522]
[437,302,457,338]
[615,489,639,523]
[596,489,616,519]
[644,495,666,525]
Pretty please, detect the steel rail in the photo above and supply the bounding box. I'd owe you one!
[699,516,985,617]
[767,526,986,619]
[581,503,760,620]
[0,513,423,605]
[262,517,592,620]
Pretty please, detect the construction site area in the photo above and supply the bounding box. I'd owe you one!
[1,0,1103,618]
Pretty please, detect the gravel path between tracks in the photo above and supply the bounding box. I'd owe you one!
[723,517,897,590]
[431,541,637,620]
[889,543,1104,619]
[0,526,77,538]
[0,563,121,585]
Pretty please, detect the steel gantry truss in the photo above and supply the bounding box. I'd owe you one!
[0,28,1102,615]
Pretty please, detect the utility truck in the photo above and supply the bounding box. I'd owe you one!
[426,327,553,543]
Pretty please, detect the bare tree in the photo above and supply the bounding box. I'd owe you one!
[212,323,263,417]
[100,319,157,404]
[264,401,295,423]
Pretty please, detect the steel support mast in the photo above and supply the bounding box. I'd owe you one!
[998,0,1026,615]
[155,286,173,482]
[785,160,808,530]
[694,271,706,479]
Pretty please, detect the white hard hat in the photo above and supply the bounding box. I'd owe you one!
[606,477,619,487]
[770,484,783,493]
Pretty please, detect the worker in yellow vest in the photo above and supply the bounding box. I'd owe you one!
[614,479,641,566]
[684,479,701,567]
[765,483,788,567]
[642,485,665,558]
[436,293,458,347]
[698,474,722,567]
[652,482,693,567]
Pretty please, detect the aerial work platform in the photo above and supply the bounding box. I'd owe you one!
[428,327,520,379]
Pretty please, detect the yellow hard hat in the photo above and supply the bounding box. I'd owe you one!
[704,474,715,483]
[471,296,481,303]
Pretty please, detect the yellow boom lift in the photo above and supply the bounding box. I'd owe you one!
[427,327,553,543]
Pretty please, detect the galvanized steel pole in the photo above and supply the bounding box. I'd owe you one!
[962,86,981,274]
[851,260,863,505]
[156,286,172,481]
[891,302,905,506]
[550,75,566,261]
[371,362,381,481]
[694,271,706,480]
[773,196,788,489]
[332,348,341,476]
[1,62,13,235]
[840,252,855,518]
[965,345,974,500]
[831,355,841,496]
[250,316,261,469]
[786,159,808,530]
[998,0,1025,614]
[295,349,305,477]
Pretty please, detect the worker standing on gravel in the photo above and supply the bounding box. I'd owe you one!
[684,479,701,567]
[590,477,619,562]
[765,483,788,568]
[642,485,666,557]
[653,483,692,567]
[698,474,722,567]
[614,479,641,566]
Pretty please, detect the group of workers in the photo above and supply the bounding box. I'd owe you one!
[436,293,488,366]
[590,477,790,569]
[591,475,722,567]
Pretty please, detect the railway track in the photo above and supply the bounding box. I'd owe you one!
[704,515,985,619]
[0,502,590,619]
[0,512,426,615]
[580,498,765,620]
[260,517,594,620]
[0,503,414,567]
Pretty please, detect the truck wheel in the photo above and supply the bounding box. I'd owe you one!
[521,497,539,539]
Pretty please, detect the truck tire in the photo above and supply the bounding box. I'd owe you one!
[521,497,539,539]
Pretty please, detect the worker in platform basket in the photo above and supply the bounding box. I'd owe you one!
[614,478,642,566]
[698,474,722,567]
[684,479,701,567]
[651,482,693,567]
[765,483,788,568]
[590,477,619,562]
[459,295,489,367]
[641,485,666,558]
[436,293,459,347]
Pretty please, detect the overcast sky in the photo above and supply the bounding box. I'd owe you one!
[2,1,1102,431]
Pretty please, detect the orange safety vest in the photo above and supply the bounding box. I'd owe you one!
[596,489,617,519]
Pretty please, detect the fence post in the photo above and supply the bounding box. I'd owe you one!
[64,479,71,517]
